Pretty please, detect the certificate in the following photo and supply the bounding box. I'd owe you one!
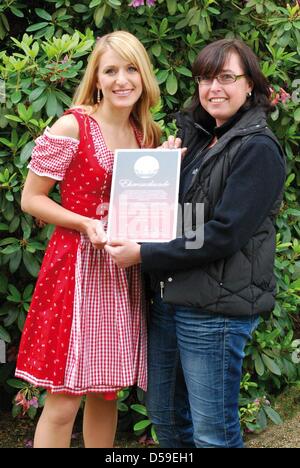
[107,149,181,242]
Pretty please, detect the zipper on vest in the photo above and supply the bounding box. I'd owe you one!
[160,281,165,299]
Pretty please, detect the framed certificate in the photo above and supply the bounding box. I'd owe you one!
[107,149,181,242]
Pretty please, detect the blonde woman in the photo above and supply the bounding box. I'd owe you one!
[15,31,161,448]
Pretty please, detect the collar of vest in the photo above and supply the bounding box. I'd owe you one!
[178,106,268,140]
[203,107,269,159]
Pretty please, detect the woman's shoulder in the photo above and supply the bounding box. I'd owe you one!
[244,133,283,157]
[236,133,285,173]
[48,113,79,141]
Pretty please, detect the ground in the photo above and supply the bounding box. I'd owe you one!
[0,387,299,448]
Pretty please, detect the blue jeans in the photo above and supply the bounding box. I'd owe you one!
[146,294,259,448]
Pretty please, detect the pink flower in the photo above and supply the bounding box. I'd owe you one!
[270,86,291,106]
[129,0,156,7]
[29,397,39,409]
[25,439,33,448]
[279,87,290,104]
[270,87,280,106]
[271,93,280,106]
[15,391,30,415]
[129,0,144,7]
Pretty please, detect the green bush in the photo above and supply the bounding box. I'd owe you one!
[0,0,299,435]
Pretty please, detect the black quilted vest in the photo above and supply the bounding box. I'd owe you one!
[162,107,285,317]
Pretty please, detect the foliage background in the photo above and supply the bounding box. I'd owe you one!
[0,0,299,435]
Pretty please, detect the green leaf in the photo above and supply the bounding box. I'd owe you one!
[5,192,14,202]
[73,4,89,13]
[23,284,34,301]
[175,66,192,77]
[21,217,32,240]
[20,141,35,164]
[10,7,24,18]
[9,249,22,273]
[4,115,22,123]
[17,103,32,121]
[4,308,18,326]
[7,378,27,389]
[9,216,20,233]
[18,310,26,331]
[263,406,283,425]
[0,138,13,148]
[256,3,264,14]
[89,0,102,7]
[166,72,178,95]
[108,0,121,6]
[254,353,265,376]
[8,284,21,301]
[0,272,8,294]
[26,22,50,32]
[0,325,11,343]
[54,89,72,107]
[291,278,300,290]
[166,0,177,15]
[23,250,40,277]
[151,43,161,57]
[27,405,38,420]
[175,17,189,30]
[131,404,148,416]
[133,419,152,431]
[286,208,300,217]
[256,409,268,430]
[0,237,18,248]
[261,354,282,376]
[94,5,106,26]
[31,94,48,113]
[1,244,21,255]
[11,90,22,104]
[12,405,22,418]
[207,7,220,14]
[29,87,46,103]
[2,202,14,222]
[46,92,58,117]
[294,108,300,122]
[156,69,169,84]
[35,8,52,21]
[117,402,128,412]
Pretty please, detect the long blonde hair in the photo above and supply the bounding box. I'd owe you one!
[73,31,161,147]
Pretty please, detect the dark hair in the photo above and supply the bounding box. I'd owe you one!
[186,39,273,126]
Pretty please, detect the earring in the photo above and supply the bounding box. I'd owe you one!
[97,88,101,103]
[247,91,252,98]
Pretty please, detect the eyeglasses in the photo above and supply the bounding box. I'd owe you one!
[195,73,246,85]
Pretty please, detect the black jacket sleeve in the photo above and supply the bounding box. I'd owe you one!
[141,136,285,272]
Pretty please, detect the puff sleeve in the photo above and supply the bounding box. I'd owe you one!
[28,127,79,181]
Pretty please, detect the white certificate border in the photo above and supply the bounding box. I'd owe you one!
[107,148,181,243]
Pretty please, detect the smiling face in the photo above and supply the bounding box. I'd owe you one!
[198,52,253,127]
[96,47,143,112]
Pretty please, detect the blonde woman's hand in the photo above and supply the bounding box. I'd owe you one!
[84,219,107,249]
[159,135,187,158]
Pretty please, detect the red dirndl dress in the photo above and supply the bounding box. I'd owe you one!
[15,109,147,397]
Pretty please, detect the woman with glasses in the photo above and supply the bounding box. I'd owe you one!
[105,39,286,448]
